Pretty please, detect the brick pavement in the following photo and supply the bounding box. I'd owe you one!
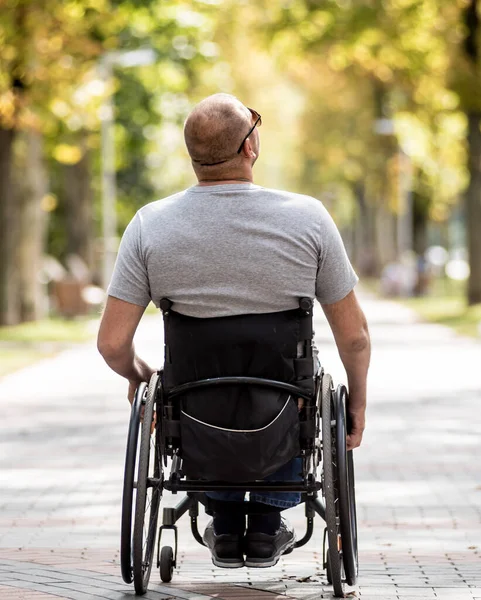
[0,293,480,599]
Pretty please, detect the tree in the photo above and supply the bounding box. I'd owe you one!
[453,0,481,304]
[263,0,478,300]
[0,0,218,323]
[0,0,113,324]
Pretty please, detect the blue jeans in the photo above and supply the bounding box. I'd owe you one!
[206,457,302,509]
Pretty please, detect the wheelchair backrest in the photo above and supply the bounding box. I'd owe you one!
[159,300,315,481]
[162,302,314,393]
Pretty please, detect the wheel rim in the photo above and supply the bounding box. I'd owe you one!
[336,385,358,587]
[321,373,344,598]
[348,450,359,578]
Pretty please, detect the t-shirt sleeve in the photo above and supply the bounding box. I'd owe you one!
[107,212,151,307]
[315,204,359,304]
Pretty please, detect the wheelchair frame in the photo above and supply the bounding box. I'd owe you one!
[120,366,358,598]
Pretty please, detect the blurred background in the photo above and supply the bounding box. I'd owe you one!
[1,0,481,371]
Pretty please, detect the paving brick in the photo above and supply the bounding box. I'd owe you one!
[0,582,69,599]
[0,585,67,600]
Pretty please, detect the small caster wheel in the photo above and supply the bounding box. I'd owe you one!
[160,545,174,582]
[326,551,332,584]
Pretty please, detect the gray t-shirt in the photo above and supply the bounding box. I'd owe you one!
[108,183,358,317]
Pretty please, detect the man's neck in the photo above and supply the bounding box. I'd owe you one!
[197,176,253,186]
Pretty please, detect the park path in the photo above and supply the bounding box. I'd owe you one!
[0,291,480,600]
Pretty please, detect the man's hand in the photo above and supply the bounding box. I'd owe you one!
[127,368,156,405]
[128,380,139,405]
[346,410,365,451]
[129,376,157,434]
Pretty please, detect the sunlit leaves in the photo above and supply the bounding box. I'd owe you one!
[259,0,475,233]
[52,143,83,164]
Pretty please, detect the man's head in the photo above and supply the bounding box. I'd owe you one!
[184,93,261,181]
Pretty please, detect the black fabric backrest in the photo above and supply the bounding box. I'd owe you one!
[164,309,303,385]
[162,308,313,430]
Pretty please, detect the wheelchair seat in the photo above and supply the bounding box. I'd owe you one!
[120,297,358,598]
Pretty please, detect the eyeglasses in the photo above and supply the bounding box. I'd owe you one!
[236,107,262,154]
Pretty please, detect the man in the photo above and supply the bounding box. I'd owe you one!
[98,93,370,569]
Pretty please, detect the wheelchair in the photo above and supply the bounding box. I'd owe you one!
[120,298,358,598]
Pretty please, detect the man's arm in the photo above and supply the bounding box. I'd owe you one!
[97,296,156,403]
[321,290,370,450]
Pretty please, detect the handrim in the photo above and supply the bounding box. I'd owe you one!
[132,373,163,595]
[120,383,146,584]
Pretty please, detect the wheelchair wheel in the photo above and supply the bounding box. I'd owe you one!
[326,551,333,584]
[120,382,147,584]
[133,372,163,595]
[335,385,358,586]
[321,373,344,598]
[159,546,174,583]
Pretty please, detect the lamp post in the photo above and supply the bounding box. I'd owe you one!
[374,118,413,261]
[99,49,156,290]
[397,146,413,259]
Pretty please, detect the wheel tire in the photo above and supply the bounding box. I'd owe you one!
[133,373,162,595]
[160,546,174,583]
[120,383,146,584]
[336,385,358,587]
[321,373,344,598]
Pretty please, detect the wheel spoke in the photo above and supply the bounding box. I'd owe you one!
[142,497,153,551]
[144,493,152,516]
[143,506,157,555]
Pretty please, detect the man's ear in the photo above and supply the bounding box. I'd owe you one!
[242,138,257,159]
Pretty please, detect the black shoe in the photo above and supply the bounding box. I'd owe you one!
[244,517,296,568]
[203,521,244,568]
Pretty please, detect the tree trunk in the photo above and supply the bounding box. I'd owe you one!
[62,135,94,274]
[353,182,378,276]
[466,111,481,305]
[16,131,49,321]
[461,0,481,305]
[0,127,20,325]
[375,201,397,268]
[412,190,429,257]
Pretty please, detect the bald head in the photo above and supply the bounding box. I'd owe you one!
[184,93,253,167]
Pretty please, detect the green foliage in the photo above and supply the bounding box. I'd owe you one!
[1,0,479,312]
[258,0,473,232]
[0,0,219,259]
[0,0,128,130]
[110,1,218,226]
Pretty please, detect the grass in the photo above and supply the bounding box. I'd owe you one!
[0,316,98,378]
[392,278,481,338]
[0,316,97,344]
[0,302,161,378]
